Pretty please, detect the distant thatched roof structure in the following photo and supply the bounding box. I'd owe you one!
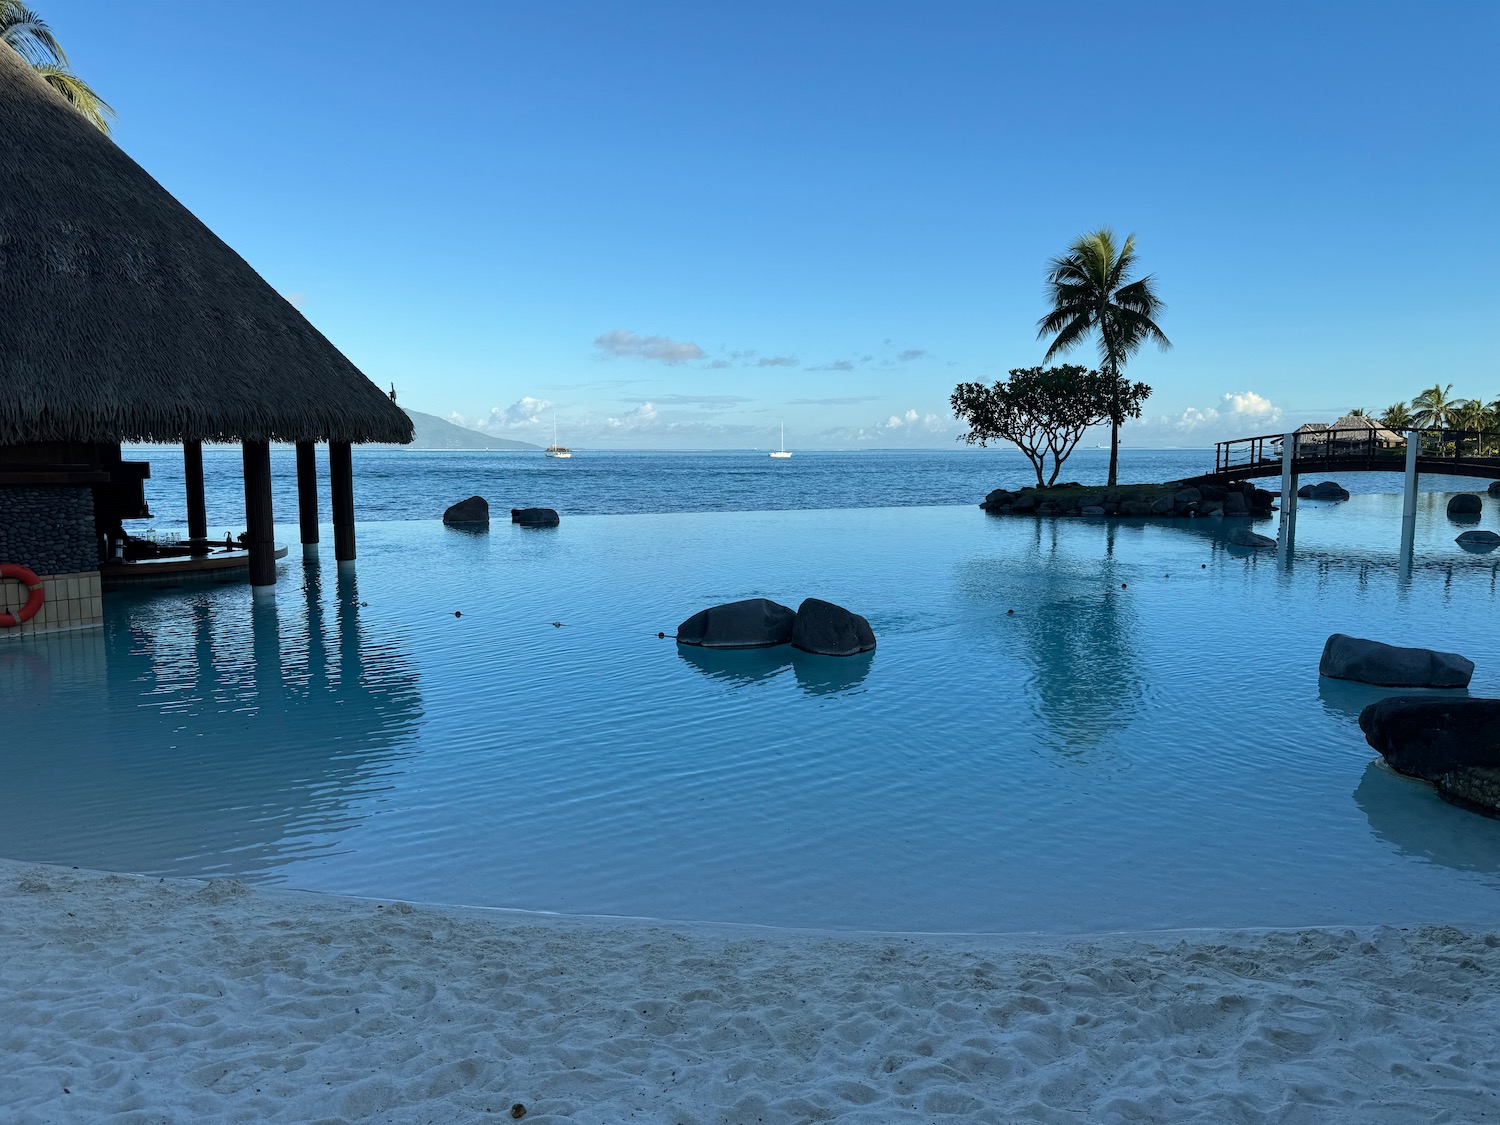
[0,45,411,446]
[1294,422,1330,433]
[1331,414,1402,444]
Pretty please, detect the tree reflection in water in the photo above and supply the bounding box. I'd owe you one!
[958,519,1143,754]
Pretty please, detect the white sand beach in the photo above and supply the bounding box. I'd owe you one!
[3,861,1500,1123]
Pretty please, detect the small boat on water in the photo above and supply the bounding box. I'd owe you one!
[545,415,572,458]
[770,422,792,459]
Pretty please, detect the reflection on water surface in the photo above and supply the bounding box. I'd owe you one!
[6,496,1500,932]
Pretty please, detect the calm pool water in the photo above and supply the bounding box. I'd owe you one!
[6,493,1500,933]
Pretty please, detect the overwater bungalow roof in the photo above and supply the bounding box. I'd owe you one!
[0,45,412,447]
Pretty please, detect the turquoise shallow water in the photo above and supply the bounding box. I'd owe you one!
[7,492,1500,932]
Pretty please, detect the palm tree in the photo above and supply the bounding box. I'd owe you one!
[1449,398,1492,456]
[1038,228,1170,487]
[1410,383,1461,455]
[1410,384,1459,429]
[1347,407,1368,417]
[1,2,114,134]
[1379,402,1413,431]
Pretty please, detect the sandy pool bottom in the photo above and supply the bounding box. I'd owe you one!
[3,859,1499,1123]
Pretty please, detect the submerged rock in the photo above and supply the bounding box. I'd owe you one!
[1227,528,1276,549]
[511,507,561,527]
[1320,633,1473,688]
[1299,481,1350,501]
[1359,697,1500,814]
[676,598,796,649]
[442,495,490,526]
[1448,494,1483,518]
[1456,530,1500,551]
[791,598,876,656]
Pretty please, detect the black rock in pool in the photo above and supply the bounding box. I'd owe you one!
[511,507,561,527]
[1359,697,1500,814]
[676,598,796,649]
[442,496,490,526]
[791,598,877,656]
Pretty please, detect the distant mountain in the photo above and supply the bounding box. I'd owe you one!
[399,409,541,450]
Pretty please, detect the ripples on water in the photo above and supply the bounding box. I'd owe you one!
[7,490,1500,932]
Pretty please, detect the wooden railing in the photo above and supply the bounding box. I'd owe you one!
[1212,427,1500,477]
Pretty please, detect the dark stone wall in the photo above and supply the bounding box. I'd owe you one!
[0,485,98,574]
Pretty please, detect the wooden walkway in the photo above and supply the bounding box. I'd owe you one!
[1191,427,1500,486]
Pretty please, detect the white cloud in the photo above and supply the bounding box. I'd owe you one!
[1223,390,1279,420]
[826,407,957,445]
[595,329,705,364]
[449,396,554,434]
[605,402,660,429]
[1118,389,1288,447]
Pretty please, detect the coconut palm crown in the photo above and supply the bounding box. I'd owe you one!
[1038,227,1170,487]
[1409,383,1460,430]
[1379,402,1414,431]
[0,1,113,133]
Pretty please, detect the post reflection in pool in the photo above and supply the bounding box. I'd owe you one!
[0,572,424,881]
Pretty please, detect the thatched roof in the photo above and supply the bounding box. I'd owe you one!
[0,45,411,446]
[1332,415,1402,442]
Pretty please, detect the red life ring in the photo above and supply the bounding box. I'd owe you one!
[0,564,45,628]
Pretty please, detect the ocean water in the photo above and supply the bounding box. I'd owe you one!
[120,446,1483,533]
[7,489,1500,933]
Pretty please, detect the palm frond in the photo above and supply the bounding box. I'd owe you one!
[0,1,66,65]
[34,63,114,134]
[1039,313,1094,361]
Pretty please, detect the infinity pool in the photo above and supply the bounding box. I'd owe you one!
[6,494,1500,933]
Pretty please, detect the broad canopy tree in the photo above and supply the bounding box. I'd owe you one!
[951,364,1150,488]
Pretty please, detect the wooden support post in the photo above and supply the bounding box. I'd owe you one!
[295,440,320,561]
[329,440,356,565]
[1278,431,1298,566]
[1399,430,1420,577]
[184,439,208,541]
[242,439,277,592]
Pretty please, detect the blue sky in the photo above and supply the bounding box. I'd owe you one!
[50,0,1500,449]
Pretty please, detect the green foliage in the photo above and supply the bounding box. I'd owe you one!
[1379,402,1413,430]
[951,364,1148,487]
[1037,227,1169,487]
[1,1,114,134]
[1409,384,1459,430]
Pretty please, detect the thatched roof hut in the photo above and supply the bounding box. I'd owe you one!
[1331,414,1403,445]
[0,44,411,446]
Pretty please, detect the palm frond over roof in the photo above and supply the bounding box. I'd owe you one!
[0,44,412,446]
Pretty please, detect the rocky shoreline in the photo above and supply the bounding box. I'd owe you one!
[980,478,1277,520]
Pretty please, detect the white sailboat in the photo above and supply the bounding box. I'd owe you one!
[769,422,792,459]
[545,415,572,458]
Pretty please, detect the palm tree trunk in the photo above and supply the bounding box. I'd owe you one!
[1106,355,1121,488]
[1108,413,1120,488]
